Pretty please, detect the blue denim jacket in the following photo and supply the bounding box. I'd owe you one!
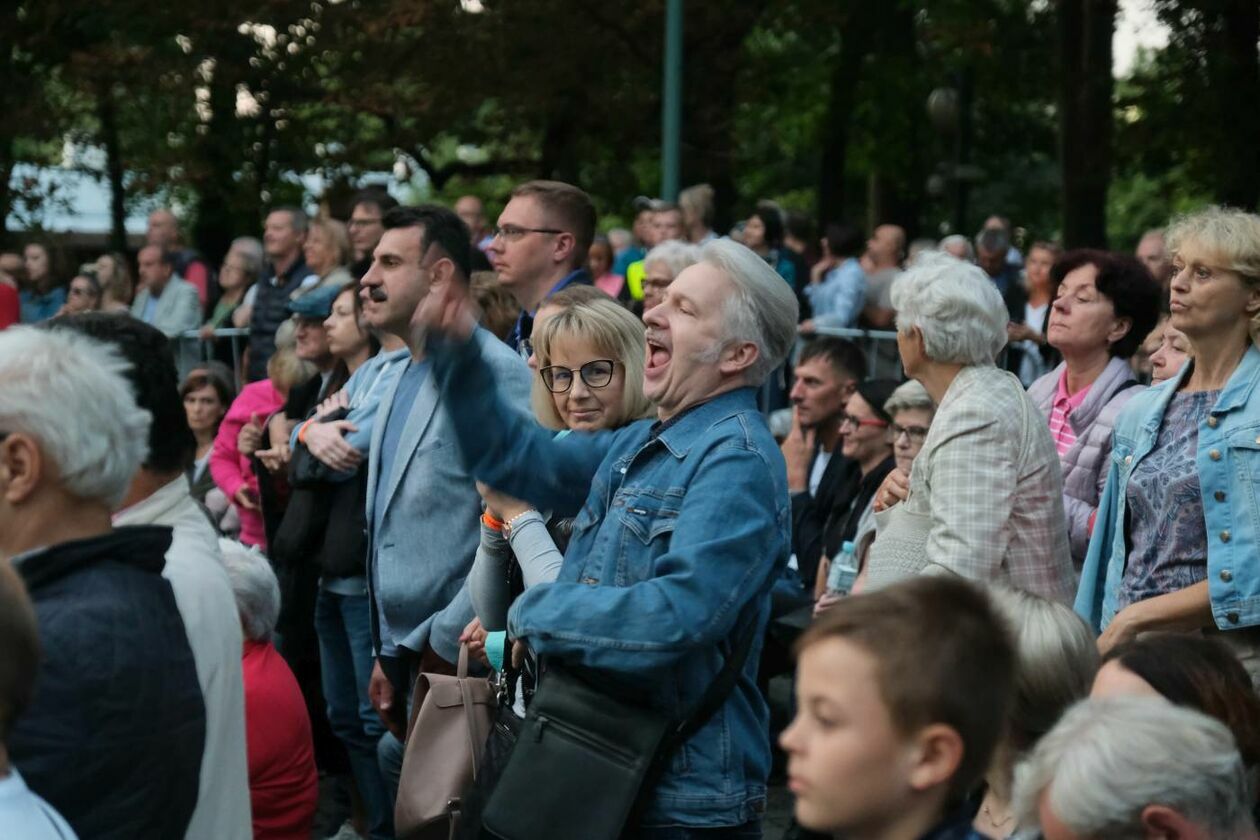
[429,330,790,828]
[1076,345,1260,632]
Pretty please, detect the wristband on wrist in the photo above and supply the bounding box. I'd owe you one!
[503,509,537,536]
[482,511,505,531]
[297,419,315,445]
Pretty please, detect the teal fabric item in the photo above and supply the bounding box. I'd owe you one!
[486,630,507,672]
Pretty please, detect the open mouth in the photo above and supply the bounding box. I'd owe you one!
[645,335,671,376]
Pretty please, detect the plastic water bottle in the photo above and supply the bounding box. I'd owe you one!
[826,541,859,595]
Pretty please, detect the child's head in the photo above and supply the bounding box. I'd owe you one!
[266,347,314,397]
[781,577,1016,837]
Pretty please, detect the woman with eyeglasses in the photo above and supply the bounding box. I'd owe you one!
[812,379,897,610]
[58,272,103,315]
[457,293,655,833]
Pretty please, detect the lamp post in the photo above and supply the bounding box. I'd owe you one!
[660,0,683,202]
[926,69,977,233]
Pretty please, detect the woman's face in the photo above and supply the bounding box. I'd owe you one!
[1169,239,1260,342]
[219,253,252,291]
[303,227,336,275]
[743,216,766,250]
[588,245,612,278]
[1047,263,1126,356]
[1025,246,1055,292]
[1149,319,1192,384]
[24,244,49,282]
[1090,659,1162,700]
[839,392,891,467]
[324,289,368,359]
[891,407,933,474]
[184,384,226,435]
[542,336,628,432]
[65,276,100,313]
[95,254,116,282]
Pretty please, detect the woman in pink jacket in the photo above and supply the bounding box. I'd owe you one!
[211,349,309,549]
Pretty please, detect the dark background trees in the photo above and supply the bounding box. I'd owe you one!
[2,0,1256,256]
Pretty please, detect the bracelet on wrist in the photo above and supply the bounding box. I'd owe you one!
[503,509,537,536]
[482,511,505,532]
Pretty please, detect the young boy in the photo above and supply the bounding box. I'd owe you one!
[780,576,1016,839]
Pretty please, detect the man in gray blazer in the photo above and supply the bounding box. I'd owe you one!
[359,205,531,744]
[131,245,202,337]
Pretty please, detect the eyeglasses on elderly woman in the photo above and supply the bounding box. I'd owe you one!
[539,359,616,393]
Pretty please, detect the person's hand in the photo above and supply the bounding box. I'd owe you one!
[198,324,216,340]
[1097,602,1148,656]
[781,407,815,493]
[511,639,528,670]
[461,617,491,668]
[256,443,290,473]
[411,266,477,344]
[814,590,843,616]
[1007,322,1042,344]
[810,254,836,285]
[798,319,816,335]
[872,467,910,513]
[814,556,831,602]
[304,420,362,472]
[478,483,532,523]
[369,659,405,740]
[233,485,259,511]
[314,389,350,420]
[238,413,263,457]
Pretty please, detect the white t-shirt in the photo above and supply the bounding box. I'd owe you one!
[0,769,79,839]
[114,479,252,840]
[809,449,833,497]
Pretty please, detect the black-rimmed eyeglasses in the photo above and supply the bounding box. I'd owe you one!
[539,360,616,393]
[493,224,564,242]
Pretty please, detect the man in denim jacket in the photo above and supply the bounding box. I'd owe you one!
[419,239,799,836]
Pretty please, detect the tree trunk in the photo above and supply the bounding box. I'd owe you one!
[817,7,878,228]
[1209,0,1260,209]
[97,82,128,254]
[192,65,238,262]
[1058,0,1116,248]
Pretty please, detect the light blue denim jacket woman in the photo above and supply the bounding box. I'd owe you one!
[428,329,790,829]
[1076,345,1260,633]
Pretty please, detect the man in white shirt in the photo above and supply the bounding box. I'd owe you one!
[52,313,252,840]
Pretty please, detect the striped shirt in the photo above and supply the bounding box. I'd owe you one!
[1049,370,1091,456]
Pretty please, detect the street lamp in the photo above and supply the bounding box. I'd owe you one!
[926,70,980,234]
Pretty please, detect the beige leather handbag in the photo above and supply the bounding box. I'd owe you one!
[395,644,496,840]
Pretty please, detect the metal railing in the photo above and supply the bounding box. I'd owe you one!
[802,327,905,380]
[174,328,250,387]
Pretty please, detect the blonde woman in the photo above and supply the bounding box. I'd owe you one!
[1078,207,1260,682]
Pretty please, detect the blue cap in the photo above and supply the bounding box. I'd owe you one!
[287,284,345,319]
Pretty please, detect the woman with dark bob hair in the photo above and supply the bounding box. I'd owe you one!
[1027,250,1161,568]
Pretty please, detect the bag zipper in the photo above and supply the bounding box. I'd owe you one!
[534,714,642,767]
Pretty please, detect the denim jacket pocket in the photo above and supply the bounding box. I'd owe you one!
[615,493,682,585]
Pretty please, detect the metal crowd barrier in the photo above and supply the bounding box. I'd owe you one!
[175,328,250,387]
[805,327,905,380]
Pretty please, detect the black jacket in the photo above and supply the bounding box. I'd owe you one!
[10,526,206,840]
[790,447,861,588]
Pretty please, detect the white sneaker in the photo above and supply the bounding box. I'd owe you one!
[325,821,365,840]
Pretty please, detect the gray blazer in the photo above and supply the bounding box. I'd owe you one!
[131,276,202,337]
[366,328,532,663]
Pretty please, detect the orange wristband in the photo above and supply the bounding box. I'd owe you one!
[297,419,315,445]
[482,511,504,531]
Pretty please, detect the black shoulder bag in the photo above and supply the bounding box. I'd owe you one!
[480,617,757,840]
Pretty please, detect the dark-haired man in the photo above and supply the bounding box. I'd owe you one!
[131,245,202,337]
[488,180,595,353]
[49,313,251,840]
[349,190,399,280]
[357,206,531,788]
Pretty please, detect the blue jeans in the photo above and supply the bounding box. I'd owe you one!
[315,589,393,840]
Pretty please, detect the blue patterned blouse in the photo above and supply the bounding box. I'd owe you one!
[1117,389,1221,610]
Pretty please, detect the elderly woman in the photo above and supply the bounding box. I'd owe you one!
[977,588,1098,838]
[219,539,318,840]
[1148,315,1192,384]
[868,251,1076,602]
[1077,207,1260,681]
[640,239,699,312]
[1027,250,1161,568]
[301,218,353,294]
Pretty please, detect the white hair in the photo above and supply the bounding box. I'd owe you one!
[219,538,280,642]
[891,250,1008,366]
[0,327,150,509]
[939,234,976,262]
[643,240,700,280]
[1012,697,1255,839]
[883,379,934,417]
[699,239,799,385]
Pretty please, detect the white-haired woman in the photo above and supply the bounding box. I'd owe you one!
[640,239,699,313]
[868,252,1076,602]
[1078,208,1260,681]
[978,588,1099,838]
[220,538,319,840]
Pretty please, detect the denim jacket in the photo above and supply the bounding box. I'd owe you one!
[429,330,790,828]
[1076,345,1260,632]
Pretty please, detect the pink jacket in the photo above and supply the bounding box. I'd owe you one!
[210,380,284,549]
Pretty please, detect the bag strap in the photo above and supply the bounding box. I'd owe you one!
[663,610,758,751]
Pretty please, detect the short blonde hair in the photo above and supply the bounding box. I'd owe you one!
[266,347,315,393]
[531,297,655,430]
[309,218,352,267]
[1166,206,1260,344]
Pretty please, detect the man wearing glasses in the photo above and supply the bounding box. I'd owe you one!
[348,189,399,280]
[487,180,596,354]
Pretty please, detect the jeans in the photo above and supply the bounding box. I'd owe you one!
[632,821,762,839]
[315,589,393,840]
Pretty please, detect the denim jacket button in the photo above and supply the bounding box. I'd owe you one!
[1221,570,1234,583]
[1220,530,1231,543]
[1207,415,1218,428]
[1209,449,1222,461]
[1215,490,1227,502]
[1124,455,1133,465]
[1227,611,1240,624]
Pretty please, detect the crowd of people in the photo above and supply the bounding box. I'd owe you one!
[2,178,1260,840]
